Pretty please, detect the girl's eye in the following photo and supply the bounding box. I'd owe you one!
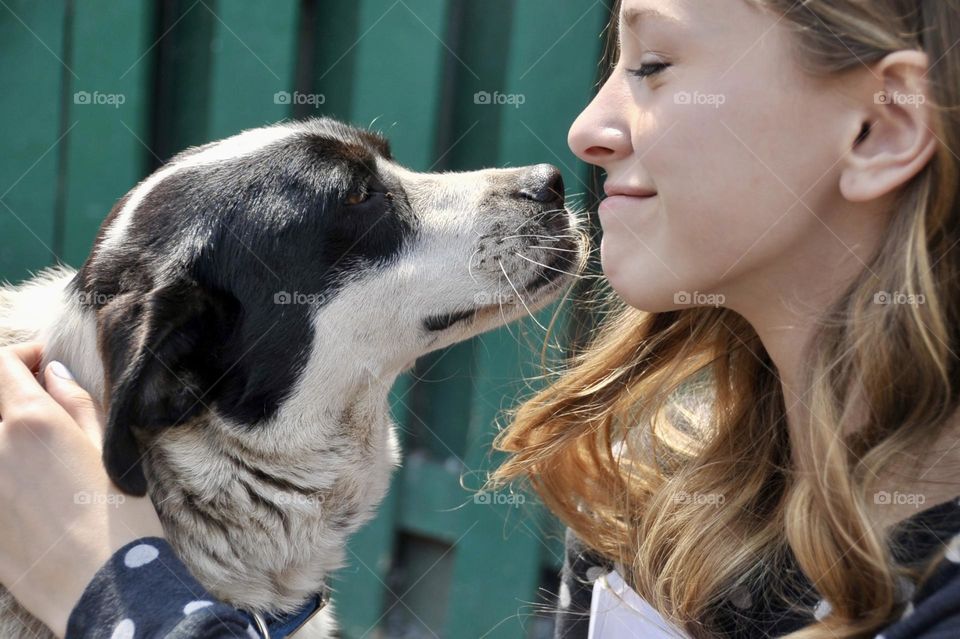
[344,190,369,205]
[627,62,671,80]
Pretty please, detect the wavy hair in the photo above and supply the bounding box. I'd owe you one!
[491,1,960,637]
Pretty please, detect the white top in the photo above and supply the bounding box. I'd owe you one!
[589,570,692,638]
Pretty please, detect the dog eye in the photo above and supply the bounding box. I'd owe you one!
[344,190,369,206]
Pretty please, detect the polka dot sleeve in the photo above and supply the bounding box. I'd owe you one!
[65,536,261,639]
[873,537,960,639]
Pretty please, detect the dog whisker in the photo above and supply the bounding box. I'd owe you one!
[497,291,520,342]
[497,260,549,333]
[528,245,581,253]
[506,206,567,234]
[489,258,522,342]
[502,233,559,240]
[513,253,585,279]
[466,244,484,285]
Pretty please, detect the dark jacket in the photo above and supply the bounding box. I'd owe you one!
[553,496,960,638]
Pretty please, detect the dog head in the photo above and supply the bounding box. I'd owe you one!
[70,117,587,495]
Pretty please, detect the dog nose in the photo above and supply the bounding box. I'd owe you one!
[517,164,565,207]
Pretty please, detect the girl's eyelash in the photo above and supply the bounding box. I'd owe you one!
[627,62,671,79]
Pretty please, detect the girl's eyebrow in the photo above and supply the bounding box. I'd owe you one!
[622,7,683,30]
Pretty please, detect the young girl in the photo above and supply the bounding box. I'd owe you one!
[493,0,960,637]
[1,1,959,638]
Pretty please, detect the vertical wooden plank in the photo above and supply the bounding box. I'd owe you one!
[153,0,298,157]
[60,0,153,266]
[205,0,300,139]
[309,0,361,121]
[347,0,448,171]
[0,0,67,282]
[406,344,473,460]
[151,0,216,163]
[444,329,555,639]
[444,2,609,637]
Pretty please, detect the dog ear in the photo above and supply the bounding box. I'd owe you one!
[97,278,238,496]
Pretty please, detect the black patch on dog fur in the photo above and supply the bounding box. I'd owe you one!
[76,118,416,494]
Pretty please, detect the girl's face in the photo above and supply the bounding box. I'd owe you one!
[568,0,881,314]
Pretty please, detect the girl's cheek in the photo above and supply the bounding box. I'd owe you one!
[603,103,777,306]
[603,62,791,299]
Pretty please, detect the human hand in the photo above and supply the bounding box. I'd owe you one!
[0,342,164,638]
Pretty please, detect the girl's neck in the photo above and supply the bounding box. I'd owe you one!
[750,307,960,533]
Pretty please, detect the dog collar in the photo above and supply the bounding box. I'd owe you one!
[242,584,330,639]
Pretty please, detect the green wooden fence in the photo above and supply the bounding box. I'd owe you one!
[0,1,610,636]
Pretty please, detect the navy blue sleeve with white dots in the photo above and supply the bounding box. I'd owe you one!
[65,536,260,639]
[878,541,960,639]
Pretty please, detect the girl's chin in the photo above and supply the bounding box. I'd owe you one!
[599,236,642,288]
[599,253,687,313]
[599,235,620,283]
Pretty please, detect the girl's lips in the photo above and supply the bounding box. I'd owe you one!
[598,193,658,215]
[603,182,657,198]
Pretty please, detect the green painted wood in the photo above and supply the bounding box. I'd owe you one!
[0,0,68,282]
[444,325,557,639]
[396,454,469,545]
[331,1,607,635]
[347,0,448,171]
[152,0,299,156]
[443,2,610,636]
[205,0,299,139]
[151,0,216,162]
[61,1,153,267]
[405,343,474,462]
[309,0,361,122]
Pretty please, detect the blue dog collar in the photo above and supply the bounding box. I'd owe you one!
[242,585,330,639]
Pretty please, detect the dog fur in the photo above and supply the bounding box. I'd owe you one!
[0,117,587,638]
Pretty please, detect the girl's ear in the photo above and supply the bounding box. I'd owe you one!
[840,50,938,203]
[96,279,239,495]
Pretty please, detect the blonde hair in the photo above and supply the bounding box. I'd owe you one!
[491,1,960,637]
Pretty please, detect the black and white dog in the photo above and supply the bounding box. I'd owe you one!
[0,117,587,637]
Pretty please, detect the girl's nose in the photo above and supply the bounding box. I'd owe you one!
[568,95,633,167]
